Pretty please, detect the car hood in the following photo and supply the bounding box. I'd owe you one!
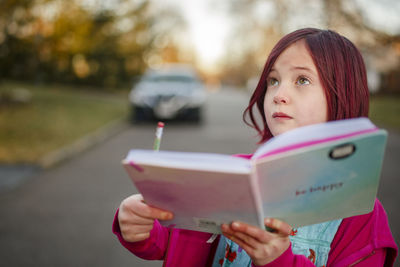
[133,81,202,97]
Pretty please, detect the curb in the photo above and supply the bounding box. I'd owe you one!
[38,118,129,169]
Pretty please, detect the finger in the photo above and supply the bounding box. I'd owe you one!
[223,233,256,258]
[230,221,272,244]
[221,223,234,234]
[230,230,259,249]
[121,231,150,243]
[129,215,154,225]
[135,203,174,221]
[119,211,155,226]
[121,223,153,235]
[264,218,292,236]
[222,224,256,248]
[222,222,259,238]
[121,194,173,221]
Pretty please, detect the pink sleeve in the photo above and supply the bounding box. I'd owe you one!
[327,199,398,266]
[250,247,387,267]
[112,209,170,260]
[251,246,315,267]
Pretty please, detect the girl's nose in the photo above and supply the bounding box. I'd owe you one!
[273,87,290,104]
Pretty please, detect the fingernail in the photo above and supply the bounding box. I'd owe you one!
[232,222,240,228]
[265,218,271,224]
[162,212,172,220]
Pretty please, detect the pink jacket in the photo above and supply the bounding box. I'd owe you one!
[112,199,397,266]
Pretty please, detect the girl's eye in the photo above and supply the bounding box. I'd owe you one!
[297,77,310,85]
[268,78,279,86]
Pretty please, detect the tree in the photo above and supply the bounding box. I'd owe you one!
[0,0,189,88]
[219,0,400,93]
[0,0,38,82]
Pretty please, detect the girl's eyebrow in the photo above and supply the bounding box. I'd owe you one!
[270,66,315,74]
[290,66,315,74]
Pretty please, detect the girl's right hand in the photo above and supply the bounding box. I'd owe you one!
[118,194,174,242]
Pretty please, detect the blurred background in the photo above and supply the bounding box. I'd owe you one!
[1,0,400,164]
[0,0,399,266]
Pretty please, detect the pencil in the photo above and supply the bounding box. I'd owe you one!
[153,121,164,151]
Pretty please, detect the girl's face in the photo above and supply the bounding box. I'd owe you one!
[264,39,328,136]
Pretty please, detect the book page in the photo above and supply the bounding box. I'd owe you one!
[252,117,376,160]
[125,150,251,174]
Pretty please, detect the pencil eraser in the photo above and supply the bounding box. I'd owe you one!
[158,122,164,128]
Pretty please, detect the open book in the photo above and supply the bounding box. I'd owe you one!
[123,118,387,234]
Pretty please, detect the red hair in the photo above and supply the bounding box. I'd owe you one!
[244,28,369,143]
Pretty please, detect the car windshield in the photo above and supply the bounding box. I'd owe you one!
[145,75,197,83]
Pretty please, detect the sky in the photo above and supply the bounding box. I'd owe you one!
[164,0,231,72]
[162,0,400,72]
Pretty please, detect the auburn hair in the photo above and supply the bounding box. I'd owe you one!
[243,28,369,143]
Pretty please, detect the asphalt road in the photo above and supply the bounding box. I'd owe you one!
[0,89,398,266]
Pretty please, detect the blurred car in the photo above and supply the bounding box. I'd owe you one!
[129,64,206,122]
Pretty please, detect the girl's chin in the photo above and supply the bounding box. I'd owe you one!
[271,126,296,136]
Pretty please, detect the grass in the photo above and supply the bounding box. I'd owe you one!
[369,95,400,133]
[0,81,128,164]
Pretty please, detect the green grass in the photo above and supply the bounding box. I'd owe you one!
[0,81,128,164]
[369,95,400,133]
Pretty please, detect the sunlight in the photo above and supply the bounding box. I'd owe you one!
[166,0,230,73]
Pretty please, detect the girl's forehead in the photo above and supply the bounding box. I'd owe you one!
[271,40,316,71]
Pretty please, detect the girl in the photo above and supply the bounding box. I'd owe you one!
[113,28,398,266]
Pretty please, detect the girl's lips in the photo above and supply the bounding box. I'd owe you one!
[272,112,292,119]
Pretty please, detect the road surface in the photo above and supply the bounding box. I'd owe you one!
[0,88,398,266]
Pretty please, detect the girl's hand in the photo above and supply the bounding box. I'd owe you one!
[118,194,173,242]
[221,218,292,266]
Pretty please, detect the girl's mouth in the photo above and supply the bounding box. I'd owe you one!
[272,112,292,119]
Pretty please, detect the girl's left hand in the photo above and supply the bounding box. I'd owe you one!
[221,218,292,266]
